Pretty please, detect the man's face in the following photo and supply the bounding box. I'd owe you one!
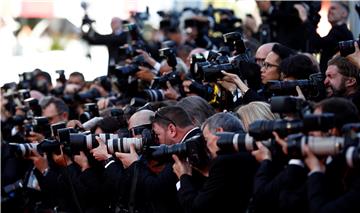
[260,52,281,84]
[152,122,172,145]
[68,75,84,87]
[203,125,219,159]
[42,103,64,124]
[324,65,347,97]
[328,3,347,25]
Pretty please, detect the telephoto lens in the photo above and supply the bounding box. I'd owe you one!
[216,132,273,153]
[9,142,38,158]
[286,134,346,159]
[106,137,143,154]
[69,133,119,151]
[345,144,360,168]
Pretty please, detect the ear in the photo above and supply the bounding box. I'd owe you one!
[62,112,69,120]
[345,77,356,88]
[168,123,177,138]
[330,128,341,137]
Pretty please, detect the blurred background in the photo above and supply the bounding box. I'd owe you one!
[0,0,359,86]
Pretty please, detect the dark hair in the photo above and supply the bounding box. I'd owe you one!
[177,96,216,127]
[69,72,85,82]
[328,56,360,85]
[152,106,193,128]
[202,112,245,133]
[315,97,359,132]
[280,54,318,79]
[272,44,296,61]
[95,117,123,133]
[40,96,69,114]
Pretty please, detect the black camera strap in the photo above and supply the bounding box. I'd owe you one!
[128,162,139,213]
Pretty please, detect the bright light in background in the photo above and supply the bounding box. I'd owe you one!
[317,1,332,37]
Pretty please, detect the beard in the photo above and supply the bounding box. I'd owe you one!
[327,81,347,97]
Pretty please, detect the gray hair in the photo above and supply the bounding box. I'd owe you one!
[202,112,244,133]
[39,96,69,114]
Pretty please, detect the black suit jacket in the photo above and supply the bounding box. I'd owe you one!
[307,171,360,213]
[250,160,308,213]
[307,23,353,72]
[177,153,258,213]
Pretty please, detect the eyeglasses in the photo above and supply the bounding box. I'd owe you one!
[129,124,152,136]
[262,62,279,69]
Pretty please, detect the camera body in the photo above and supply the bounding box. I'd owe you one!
[338,35,360,57]
[79,103,100,123]
[150,134,209,169]
[248,113,335,141]
[266,73,326,101]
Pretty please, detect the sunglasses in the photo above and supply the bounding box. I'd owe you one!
[129,124,152,136]
[150,108,176,126]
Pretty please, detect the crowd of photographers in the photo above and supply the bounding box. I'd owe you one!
[2,1,360,213]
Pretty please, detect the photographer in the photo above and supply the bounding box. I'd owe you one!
[303,1,353,72]
[172,112,258,213]
[82,17,128,65]
[251,97,360,213]
[324,56,360,112]
[220,43,295,106]
[121,106,200,213]
[90,109,155,212]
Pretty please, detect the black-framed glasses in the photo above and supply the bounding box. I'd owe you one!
[129,124,152,136]
[262,62,279,69]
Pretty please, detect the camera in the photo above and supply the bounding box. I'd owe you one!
[153,71,182,89]
[142,89,165,102]
[51,121,67,138]
[150,134,209,169]
[9,142,38,158]
[286,132,360,161]
[270,96,312,116]
[265,73,326,100]
[223,32,246,54]
[248,113,335,141]
[216,132,274,153]
[79,103,99,123]
[159,47,177,70]
[113,55,151,78]
[24,116,51,138]
[189,53,207,81]
[69,133,119,152]
[106,128,154,154]
[24,97,42,117]
[188,81,215,101]
[75,88,101,103]
[18,89,31,104]
[338,35,360,57]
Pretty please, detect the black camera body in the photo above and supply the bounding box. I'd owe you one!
[79,103,99,123]
[270,96,312,116]
[113,55,151,78]
[223,32,246,54]
[338,34,360,57]
[159,47,177,70]
[150,134,210,169]
[216,132,275,153]
[24,116,51,138]
[266,73,326,101]
[248,113,335,141]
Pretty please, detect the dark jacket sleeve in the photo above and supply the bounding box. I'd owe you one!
[307,172,360,213]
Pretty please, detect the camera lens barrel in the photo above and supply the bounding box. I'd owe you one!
[106,138,143,154]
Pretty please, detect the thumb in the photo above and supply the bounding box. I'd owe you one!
[295,86,306,100]
[256,141,264,149]
[166,81,173,89]
[172,154,180,163]
[96,136,105,145]
[129,143,136,154]
[115,152,125,159]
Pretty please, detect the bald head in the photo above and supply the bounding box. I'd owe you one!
[255,43,277,66]
[128,110,155,129]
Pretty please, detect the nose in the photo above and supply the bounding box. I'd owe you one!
[324,77,329,86]
[260,66,266,73]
